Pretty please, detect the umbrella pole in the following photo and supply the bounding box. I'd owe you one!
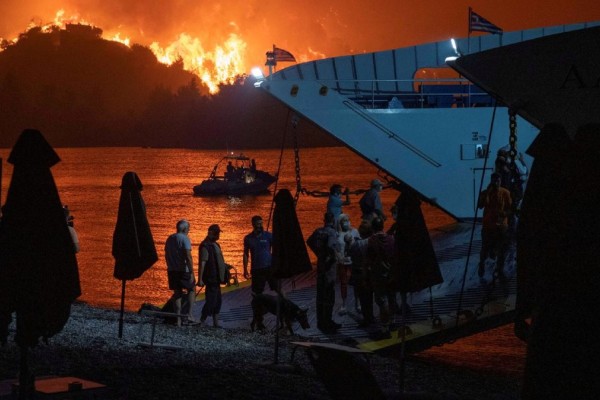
[118,280,126,338]
[18,345,33,400]
[273,279,281,364]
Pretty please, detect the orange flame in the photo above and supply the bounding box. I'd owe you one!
[150,33,246,94]
[1,9,248,94]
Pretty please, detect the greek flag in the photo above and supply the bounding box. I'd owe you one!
[273,47,296,62]
[469,9,503,35]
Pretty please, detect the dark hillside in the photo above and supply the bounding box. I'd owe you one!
[0,25,337,148]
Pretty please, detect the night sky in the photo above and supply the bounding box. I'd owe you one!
[2,0,600,73]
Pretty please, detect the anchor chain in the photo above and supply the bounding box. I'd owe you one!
[292,115,302,205]
[508,110,518,168]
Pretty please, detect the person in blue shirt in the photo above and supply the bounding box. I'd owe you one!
[243,215,277,294]
[326,184,350,223]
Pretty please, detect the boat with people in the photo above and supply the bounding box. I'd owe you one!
[244,19,600,353]
[193,153,277,196]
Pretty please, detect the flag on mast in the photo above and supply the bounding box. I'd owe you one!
[273,46,296,62]
[469,8,503,35]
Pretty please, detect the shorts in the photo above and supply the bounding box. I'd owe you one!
[168,271,195,291]
[251,268,278,294]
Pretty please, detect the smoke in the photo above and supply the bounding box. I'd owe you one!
[1,0,599,73]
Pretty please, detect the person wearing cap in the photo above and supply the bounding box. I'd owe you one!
[198,223,228,328]
[477,173,512,280]
[359,179,385,221]
[165,219,197,326]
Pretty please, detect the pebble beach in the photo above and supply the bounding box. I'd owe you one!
[0,302,523,399]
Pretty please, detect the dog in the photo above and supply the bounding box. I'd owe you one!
[250,293,310,335]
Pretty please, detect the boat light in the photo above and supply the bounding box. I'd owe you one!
[251,67,265,87]
[450,38,462,57]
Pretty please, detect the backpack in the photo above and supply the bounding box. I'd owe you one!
[306,227,330,257]
[367,235,392,281]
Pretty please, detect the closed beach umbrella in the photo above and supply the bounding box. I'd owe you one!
[271,189,311,279]
[270,189,311,365]
[0,129,81,397]
[393,191,443,293]
[112,171,157,338]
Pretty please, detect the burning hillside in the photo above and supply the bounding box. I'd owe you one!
[0,10,248,94]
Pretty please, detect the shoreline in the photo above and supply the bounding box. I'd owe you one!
[0,302,522,399]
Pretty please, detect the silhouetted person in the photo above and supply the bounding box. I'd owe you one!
[477,172,512,280]
[359,179,384,220]
[198,224,228,328]
[348,220,375,326]
[307,212,342,334]
[327,184,350,223]
[243,215,277,294]
[165,220,198,326]
[366,216,396,339]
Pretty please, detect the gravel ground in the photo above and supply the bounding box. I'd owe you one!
[0,302,522,399]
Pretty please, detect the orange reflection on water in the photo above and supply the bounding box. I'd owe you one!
[0,146,453,311]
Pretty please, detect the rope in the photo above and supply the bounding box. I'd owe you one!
[454,100,498,328]
[292,117,302,205]
[267,109,290,232]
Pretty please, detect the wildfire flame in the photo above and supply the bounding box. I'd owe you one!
[0,9,247,94]
[150,33,246,94]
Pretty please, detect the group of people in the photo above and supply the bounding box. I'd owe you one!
[224,159,257,182]
[308,179,409,338]
[163,177,395,335]
[164,215,274,328]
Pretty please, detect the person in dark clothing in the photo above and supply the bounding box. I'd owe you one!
[198,224,228,328]
[477,172,512,280]
[519,123,600,400]
[359,179,385,220]
[348,219,375,327]
[307,212,342,334]
[366,217,396,339]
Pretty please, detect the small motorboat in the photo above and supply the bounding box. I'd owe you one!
[193,154,277,196]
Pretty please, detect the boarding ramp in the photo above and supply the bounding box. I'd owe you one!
[194,222,517,355]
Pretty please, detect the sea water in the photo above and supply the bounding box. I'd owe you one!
[0,146,525,375]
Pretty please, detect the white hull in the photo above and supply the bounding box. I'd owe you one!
[260,20,599,219]
[263,79,537,219]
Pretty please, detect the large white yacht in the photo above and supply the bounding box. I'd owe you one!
[259,21,600,220]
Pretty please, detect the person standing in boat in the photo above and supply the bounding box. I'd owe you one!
[359,179,385,221]
[243,215,277,294]
[225,161,235,181]
[477,173,512,280]
[164,219,198,326]
[326,184,350,224]
[198,224,227,328]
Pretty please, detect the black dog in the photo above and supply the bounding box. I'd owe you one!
[250,293,310,335]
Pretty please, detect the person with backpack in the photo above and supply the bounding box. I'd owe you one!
[366,216,396,339]
[307,212,343,334]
